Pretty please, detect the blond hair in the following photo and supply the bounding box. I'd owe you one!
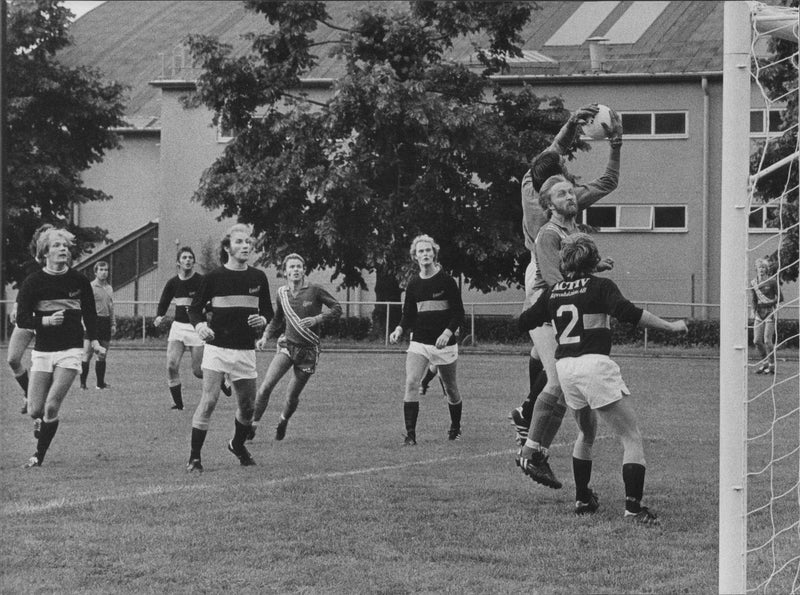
[409,234,439,261]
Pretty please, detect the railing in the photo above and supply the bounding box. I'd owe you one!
[0,299,721,348]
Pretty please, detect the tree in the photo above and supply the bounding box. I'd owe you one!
[3,0,127,286]
[750,0,798,284]
[185,0,587,311]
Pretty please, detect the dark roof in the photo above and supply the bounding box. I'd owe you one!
[58,1,725,127]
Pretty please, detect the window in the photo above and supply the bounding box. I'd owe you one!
[750,109,784,136]
[749,204,780,230]
[582,205,687,231]
[617,111,688,138]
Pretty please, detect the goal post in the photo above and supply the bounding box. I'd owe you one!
[720,2,799,594]
[719,3,752,593]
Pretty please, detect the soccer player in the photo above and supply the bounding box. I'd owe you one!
[16,227,105,468]
[185,224,272,472]
[154,247,205,410]
[389,235,465,445]
[79,261,115,389]
[516,175,615,489]
[519,233,687,524]
[7,224,54,414]
[750,257,780,374]
[251,253,342,441]
[511,105,623,445]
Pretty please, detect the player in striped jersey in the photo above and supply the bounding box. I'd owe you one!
[7,224,54,415]
[154,247,205,409]
[251,253,342,441]
[520,233,687,524]
[185,225,273,471]
[16,227,105,468]
[389,235,465,445]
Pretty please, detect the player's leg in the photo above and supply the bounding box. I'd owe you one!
[403,350,430,445]
[522,325,565,453]
[189,345,204,379]
[753,317,768,373]
[166,340,186,409]
[253,352,292,425]
[436,360,462,440]
[572,406,598,514]
[187,365,224,472]
[275,367,312,440]
[228,374,257,465]
[595,397,658,525]
[764,315,776,373]
[79,339,93,389]
[7,327,34,413]
[94,339,111,389]
[26,362,77,467]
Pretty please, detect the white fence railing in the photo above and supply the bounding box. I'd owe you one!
[0,299,721,348]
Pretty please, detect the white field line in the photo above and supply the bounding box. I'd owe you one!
[4,436,612,516]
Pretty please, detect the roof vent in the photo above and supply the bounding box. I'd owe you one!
[587,37,609,73]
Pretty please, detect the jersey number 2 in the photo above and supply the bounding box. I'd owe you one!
[555,304,580,345]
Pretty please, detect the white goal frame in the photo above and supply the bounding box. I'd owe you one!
[720,2,799,594]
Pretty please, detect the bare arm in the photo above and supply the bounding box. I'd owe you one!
[637,310,687,333]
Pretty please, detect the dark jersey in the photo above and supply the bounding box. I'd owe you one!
[519,274,642,358]
[188,265,273,350]
[157,273,204,324]
[16,268,98,351]
[398,268,464,346]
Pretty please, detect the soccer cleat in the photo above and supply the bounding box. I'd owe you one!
[518,450,563,489]
[80,384,87,390]
[404,433,417,446]
[418,384,428,396]
[448,426,462,441]
[24,455,42,468]
[33,418,42,439]
[95,383,110,390]
[624,506,661,526]
[574,490,600,515]
[20,401,28,415]
[755,365,767,374]
[220,378,232,397]
[227,440,256,466]
[764,365,775,375]
[509,407,529,446]
[275,419,288,441]
[186,458,203,473]
[170,404,184,410]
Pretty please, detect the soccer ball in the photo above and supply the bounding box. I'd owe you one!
[581,104,615,140]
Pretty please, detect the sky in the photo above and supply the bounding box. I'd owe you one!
[62,1,105,20]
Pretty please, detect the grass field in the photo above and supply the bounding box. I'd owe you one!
[0,347,796,593]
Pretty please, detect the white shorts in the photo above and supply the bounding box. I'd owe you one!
[30,348,83,373]
[407,341,458,366]
[168,321,204,347]
[201,344,257,381]
[523,255,538,310]
[556,354,631,410]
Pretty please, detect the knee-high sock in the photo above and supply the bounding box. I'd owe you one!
[421,367,437,389]
[80,361,89,385]
[573,457,593,502]
[403,401,419,435]
[528,391,566,448]
[36,419,60,461]
[448,400,462,429]
[623,462,646,512]
[521,368,547,423]
[15,369,29,397]
[95,361,107,386]
[169,384,183,408]
[190,427,207,460]
[232,418,250,450]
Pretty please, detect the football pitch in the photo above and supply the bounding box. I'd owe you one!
[0,348,757,593]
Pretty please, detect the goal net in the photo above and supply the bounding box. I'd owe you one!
[721,2,799,594]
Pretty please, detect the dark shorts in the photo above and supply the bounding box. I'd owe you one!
[92,316,112,342]
[277,337,320,375]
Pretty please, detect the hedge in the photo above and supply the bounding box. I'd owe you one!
[111,315,799,349]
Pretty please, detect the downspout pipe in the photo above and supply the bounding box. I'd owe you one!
[701,76,710,319]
